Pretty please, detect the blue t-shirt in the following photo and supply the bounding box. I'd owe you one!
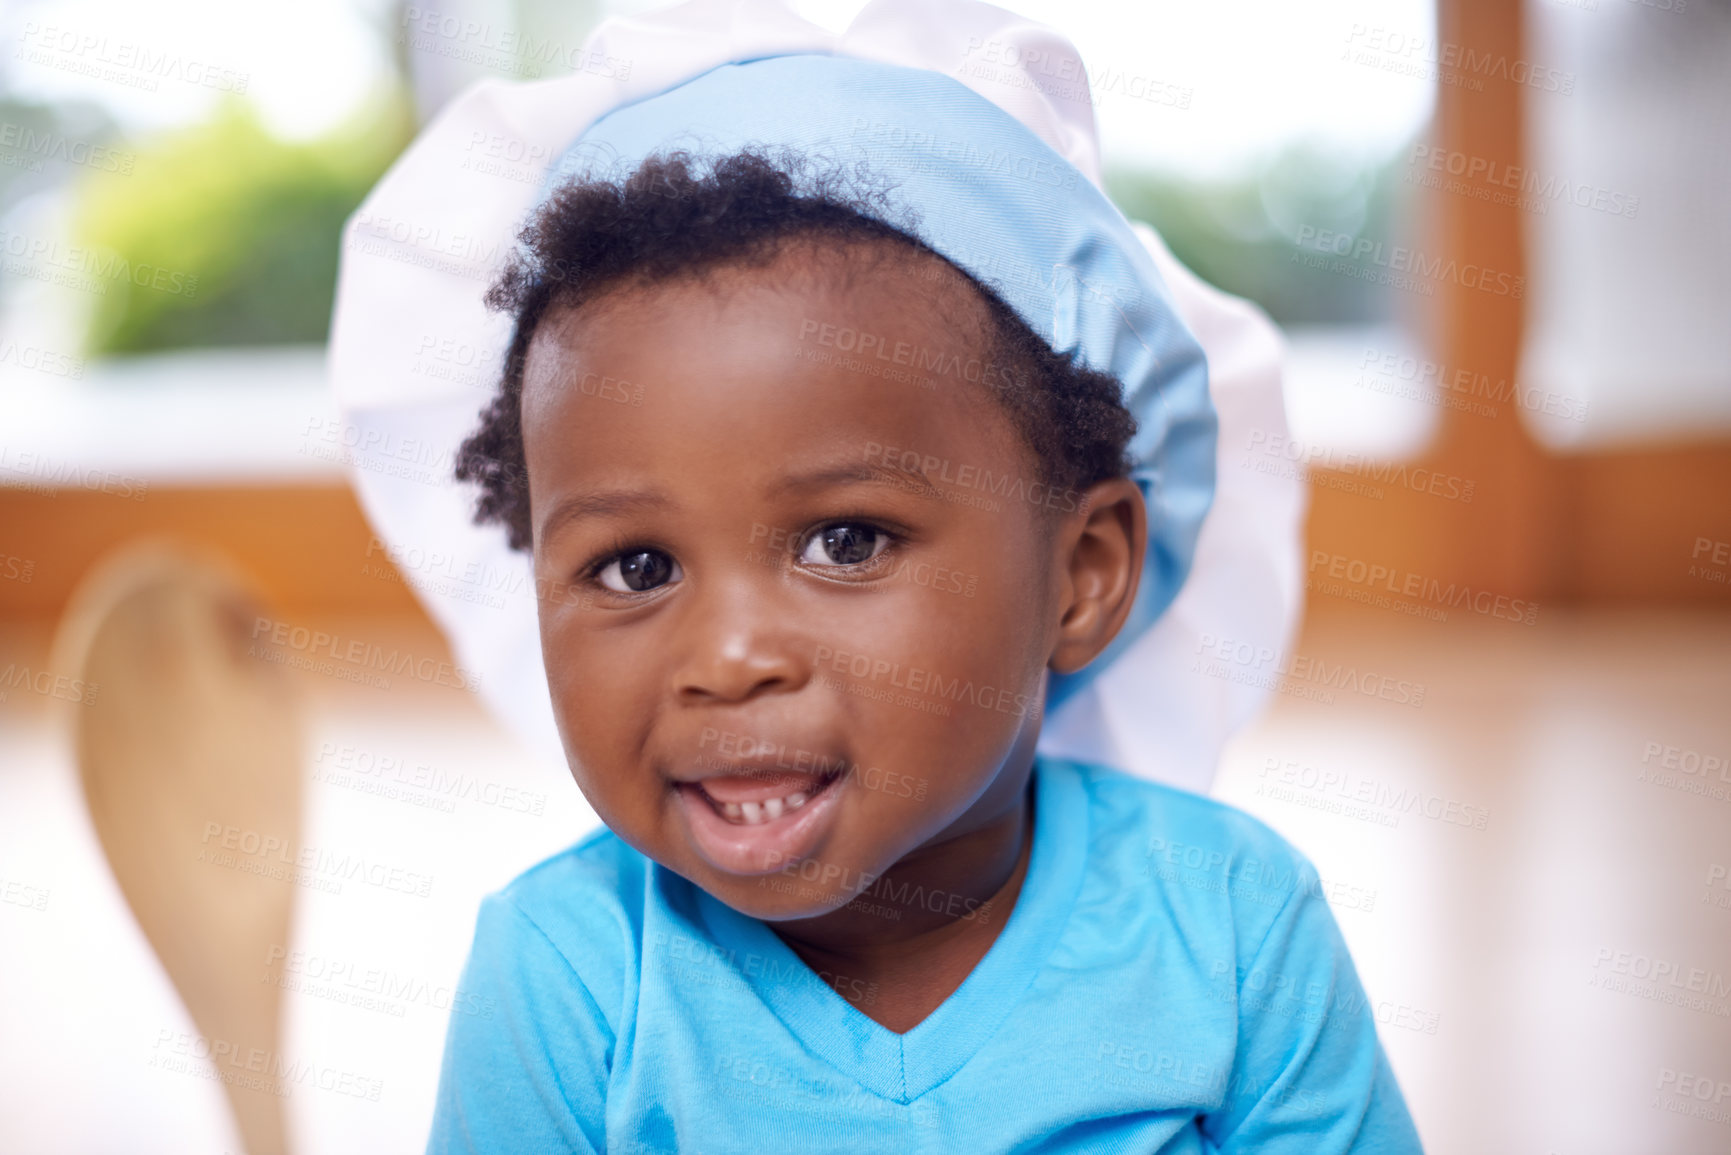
[427,757,1423,1153]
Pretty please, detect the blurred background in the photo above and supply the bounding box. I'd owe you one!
[1,0,1727,1152]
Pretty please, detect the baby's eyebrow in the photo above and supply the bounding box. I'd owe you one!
[540,462,939,543]
[768,460,937,498]
[538,489,672,543]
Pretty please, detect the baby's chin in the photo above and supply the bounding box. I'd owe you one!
[687,868,873,923]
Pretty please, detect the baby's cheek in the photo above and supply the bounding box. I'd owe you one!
[550,614,641,696]
[852,723,1005,840]
[545,637,655,782]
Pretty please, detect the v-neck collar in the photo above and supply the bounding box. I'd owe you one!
[687,756,1087,1103]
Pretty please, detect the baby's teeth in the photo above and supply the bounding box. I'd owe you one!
[709,787,820,824]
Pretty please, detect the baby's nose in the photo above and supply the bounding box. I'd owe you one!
[669,583,807,705]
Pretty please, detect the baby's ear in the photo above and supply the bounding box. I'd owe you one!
[1048,478,1148,674]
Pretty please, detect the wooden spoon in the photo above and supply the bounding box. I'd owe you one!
[53,542,303,1155]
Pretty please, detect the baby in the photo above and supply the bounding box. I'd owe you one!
[425,54,1422,1155]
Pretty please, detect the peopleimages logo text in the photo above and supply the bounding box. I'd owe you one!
[1294,226,1524,298]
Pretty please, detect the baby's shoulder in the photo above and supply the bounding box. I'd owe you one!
[481,827,652,1020]
[501,823,649,905]
[1061,759,1320,936]
[1070,759,1308,863]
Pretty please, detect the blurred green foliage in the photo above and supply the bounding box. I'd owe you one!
[1106,145,1416,326]
[72,95,412,355]
[56,90,1407,355]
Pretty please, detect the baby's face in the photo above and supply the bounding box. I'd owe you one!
[520,244,1073,920]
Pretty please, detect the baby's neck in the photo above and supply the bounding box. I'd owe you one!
[772,779,1035,1034]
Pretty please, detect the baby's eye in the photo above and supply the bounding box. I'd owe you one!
[597,549,681,592]
[799,523,890,568]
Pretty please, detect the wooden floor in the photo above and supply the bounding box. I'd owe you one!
[1214,607,1731,1155]
[2,606,1728,1153]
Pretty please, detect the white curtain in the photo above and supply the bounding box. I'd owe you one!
[1519,0,1731,451]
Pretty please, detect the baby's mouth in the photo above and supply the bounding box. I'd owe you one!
[670,753,854,875]
[680,769,843,826]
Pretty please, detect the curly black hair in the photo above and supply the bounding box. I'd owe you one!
[455,149,1137,551]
